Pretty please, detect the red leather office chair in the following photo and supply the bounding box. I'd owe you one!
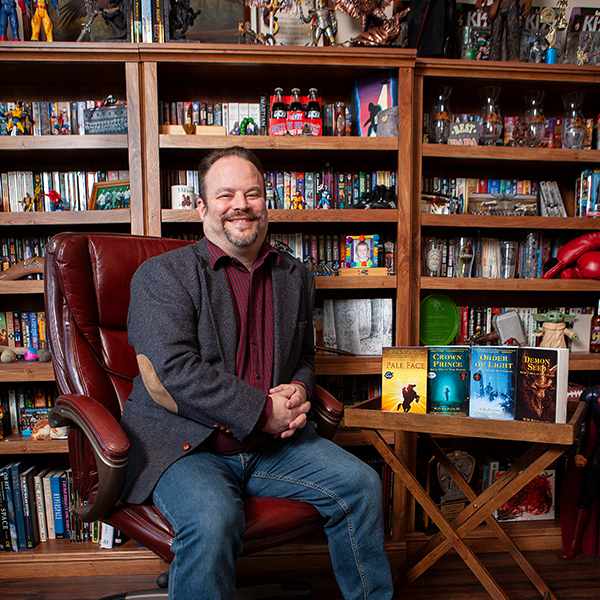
[46,232,343,599]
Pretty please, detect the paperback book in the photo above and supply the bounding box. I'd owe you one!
[381,347,428,413]
[469,346,517,420]
[514,347,569,424]
[427,346,470,417]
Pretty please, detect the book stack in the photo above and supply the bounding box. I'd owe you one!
[381,345,569,424]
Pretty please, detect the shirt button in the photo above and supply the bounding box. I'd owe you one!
[182,443,191,451]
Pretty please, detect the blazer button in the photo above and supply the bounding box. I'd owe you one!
[182,443,191,451]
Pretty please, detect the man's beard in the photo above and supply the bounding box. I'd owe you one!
[223,211,263,248]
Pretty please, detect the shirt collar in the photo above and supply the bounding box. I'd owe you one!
[206,238,279,270]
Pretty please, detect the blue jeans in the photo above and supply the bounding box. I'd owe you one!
[153,422,393,600]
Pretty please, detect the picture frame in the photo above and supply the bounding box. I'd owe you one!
[89,180,131,210]
[345,235,379,268]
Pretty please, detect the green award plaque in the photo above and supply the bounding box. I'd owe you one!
[419,294,459,345]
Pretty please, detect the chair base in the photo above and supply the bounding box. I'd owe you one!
[99,581,312,600]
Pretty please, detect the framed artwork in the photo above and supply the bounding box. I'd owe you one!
[345,235,379,268]
[89,180,130,210]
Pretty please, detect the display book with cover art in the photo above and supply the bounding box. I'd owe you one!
[514,347,569,424]
[381,347,428,413]
[469,346,517,420]
[426,346,470,417]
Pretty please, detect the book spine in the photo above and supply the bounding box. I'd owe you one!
[34,473,47,543]
[50,473,65,539]
[10,465,27,550]
[0,469,12,550]
[1,467,18,551]
[43,472,55,540]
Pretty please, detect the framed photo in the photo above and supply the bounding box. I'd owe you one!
[345,235,379,268]
[89,180,130,210]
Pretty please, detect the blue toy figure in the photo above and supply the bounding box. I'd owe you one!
[0,0,25,41]
[316,186,331,209]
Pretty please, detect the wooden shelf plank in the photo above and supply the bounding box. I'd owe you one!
[0,435,68,455]
[316,276,396,290]
[421,213,600,231]
[0,135,128,151]
[0,360,55,382]
[421,277,600,292]
[0,210,131,227]
[0,280,44,294]
[315,355,381,375]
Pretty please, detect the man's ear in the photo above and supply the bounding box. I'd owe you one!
[197,197,206,220]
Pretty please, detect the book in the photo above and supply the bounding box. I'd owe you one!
[469,346,517,420]
[33,467,49,543]
[0,462,18,551]
[50,469,66,539]
[19,464,39,549]
[494,469,556,522]
[0,466,11,550]
[514,347,569,424]
[381,347,428,413]
[42,467,59,540]
[426,346,470,417]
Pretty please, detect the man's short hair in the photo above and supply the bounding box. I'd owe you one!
[198,146,265,202]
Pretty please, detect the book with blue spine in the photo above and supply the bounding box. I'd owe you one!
[50,469,65,539]
[9,461,28,551]
[1,462,17,551]
[469,346,517,420]
[426,346,470,417]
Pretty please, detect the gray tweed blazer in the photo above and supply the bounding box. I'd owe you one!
[120,238,316,504]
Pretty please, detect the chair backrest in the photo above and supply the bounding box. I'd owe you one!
[45,232,195,418]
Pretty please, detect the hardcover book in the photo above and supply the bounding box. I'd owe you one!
[381,347,428,413]
[514,347,569,424]
[427,346,470,417]
[469,346,517,420]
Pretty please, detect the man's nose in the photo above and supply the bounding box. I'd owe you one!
[231,192,251,210]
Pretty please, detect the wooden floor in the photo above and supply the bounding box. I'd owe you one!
[2,549,599,600]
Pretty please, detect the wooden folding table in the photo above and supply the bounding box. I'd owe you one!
[344,398,585,600]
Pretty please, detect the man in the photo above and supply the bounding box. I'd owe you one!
[120,146,393,600]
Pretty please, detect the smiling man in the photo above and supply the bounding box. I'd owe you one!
[120,146,393,600]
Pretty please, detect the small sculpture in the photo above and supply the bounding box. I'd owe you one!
[299,0,337,46]
[0,0,24,41]
[476,0,531,61]
[101,0,129,40]
[334,0,409,46]
[532,309,579,349]
[25,0,58,41]
[168,0,200,40]
[4,102,32,135]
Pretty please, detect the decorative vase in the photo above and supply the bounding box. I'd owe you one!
[562,92,585,149]
[429,86,452,144]
[479,86,502,146]
[524,90,546,148]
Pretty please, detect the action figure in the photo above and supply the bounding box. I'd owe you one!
[25,0,58,41]
[0,0,24,41]
[44,190,64,211]
[168,0,200,40]
[532,309,579,349]
[475,0,531,61]
[299,0,337,46]
[101,0,129,40]
[4,102,32,135]
[316,186,331,209]
[560,386,600,559]
[291,190,306,209]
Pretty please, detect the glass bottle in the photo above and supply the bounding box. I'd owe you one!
[591,299,600,352]
[478,86,503,146]
[524,90,546,148]
[562,92,585,150]
[271,87,287,119]
[429,86,452,144]
[306,88,321,119]
[290,88,303,112]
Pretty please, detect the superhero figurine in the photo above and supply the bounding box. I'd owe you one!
[24,0,58,41]
[560,386,600,559]
[316,187,331,209]
[0,0,25,41]
[5,102,32,135]
[299,0,338,46]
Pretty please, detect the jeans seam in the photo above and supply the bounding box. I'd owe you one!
[253,471,370,599]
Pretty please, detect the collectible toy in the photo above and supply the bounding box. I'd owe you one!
[532,309,579,349]
[316,186,331,209]
[291,190,306,209]
[0,0,24,41]
[44,189,65,210]
[101,0,129,40]
[299,0,337,46]
[4,102,32,135]
[24,0,58,41]
[168,0,200,40]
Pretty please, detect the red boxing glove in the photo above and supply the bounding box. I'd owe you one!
[544,232,600,278]
[559,251,600,279]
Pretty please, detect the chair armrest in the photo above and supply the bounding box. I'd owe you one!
[311,384,343,441]
[49,394,130,523]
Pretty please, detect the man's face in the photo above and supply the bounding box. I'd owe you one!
[197,155,268,255]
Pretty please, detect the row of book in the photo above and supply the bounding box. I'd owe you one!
[1,386,58,439]
[456,305,596,350]
[0,459,126,552]
[1,101,127,137]
[422,233,567,280]
[575,168,600,217]
[381,345,569,423]
[1,236,48,275]
[0,170,129,213]
[0,311,48,351]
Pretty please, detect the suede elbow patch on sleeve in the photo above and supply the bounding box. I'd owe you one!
[136,354,179,414]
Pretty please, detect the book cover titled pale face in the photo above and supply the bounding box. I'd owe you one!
[382,347,428,413]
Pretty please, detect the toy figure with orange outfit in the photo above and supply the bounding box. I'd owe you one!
[24,0,58,41]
